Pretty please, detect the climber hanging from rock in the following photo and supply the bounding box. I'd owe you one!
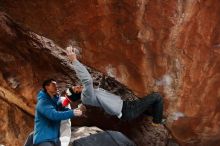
[65,46,165,125]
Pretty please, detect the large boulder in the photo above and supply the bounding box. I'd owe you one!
[1,0,220,145]
[0,12,175,146]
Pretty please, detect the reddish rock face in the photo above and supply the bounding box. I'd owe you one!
[1,0,220,145]
[0,12,173,146]
[0,98,33,146]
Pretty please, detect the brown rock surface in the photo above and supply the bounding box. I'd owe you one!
[0,12,174,146]
[0,97,33,146]
[0,0,220,145]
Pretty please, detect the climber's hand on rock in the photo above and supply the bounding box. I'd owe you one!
[66,46,77,62]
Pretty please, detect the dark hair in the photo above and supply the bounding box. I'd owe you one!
[42,78,56,91]
[66,87,81,102]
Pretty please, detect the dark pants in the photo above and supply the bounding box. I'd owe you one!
[24,131,34,146]
[121,92,163,123]
[24,131,60,146]
[34,142,56,146]
[34,141,61,146]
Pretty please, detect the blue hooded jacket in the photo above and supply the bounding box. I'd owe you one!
[33,89,74,144]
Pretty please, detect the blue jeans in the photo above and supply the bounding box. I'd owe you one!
[121,92,163,123]
[24,131,61,146]
[34,142,56,146]
[34,141,60,146]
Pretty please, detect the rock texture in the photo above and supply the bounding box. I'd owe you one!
[0,12,175,146]
[70,126,103,143]
[0,97,33,146]
[0,0,220,145]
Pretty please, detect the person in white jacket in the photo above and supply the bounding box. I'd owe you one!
[59,96,72,146]
[58,95,86,146]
